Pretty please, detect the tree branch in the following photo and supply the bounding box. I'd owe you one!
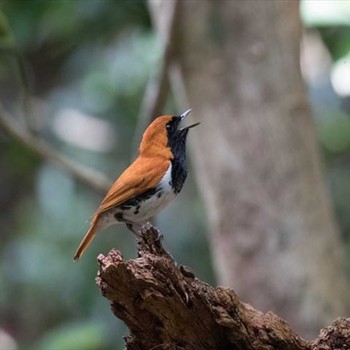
[0,104,111,194]
[96,226,349,349]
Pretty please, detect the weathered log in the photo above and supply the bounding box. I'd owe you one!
[96,225,350,349]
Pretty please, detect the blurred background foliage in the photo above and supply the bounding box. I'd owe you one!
[0,0,349,349]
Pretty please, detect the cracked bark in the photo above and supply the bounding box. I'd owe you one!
[96,226,350,350]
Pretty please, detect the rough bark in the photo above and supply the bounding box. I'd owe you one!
[149,0,350,339]
[96,226,350,350]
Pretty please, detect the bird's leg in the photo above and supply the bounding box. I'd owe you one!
[125,223,142,237]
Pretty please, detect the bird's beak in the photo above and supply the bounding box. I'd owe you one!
[179,108,200,130]
[180,109,192,120]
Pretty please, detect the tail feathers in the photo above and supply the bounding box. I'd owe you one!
[73,217,99,261]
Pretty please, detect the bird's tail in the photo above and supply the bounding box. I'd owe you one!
[73,216,99,261]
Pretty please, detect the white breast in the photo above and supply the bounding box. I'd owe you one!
[115,164,176,225]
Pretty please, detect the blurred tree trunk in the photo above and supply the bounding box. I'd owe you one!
[150,0,350,339]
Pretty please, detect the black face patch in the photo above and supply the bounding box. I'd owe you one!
[165,117,182,148]
[166,116,188,194]
[166,117,190,194]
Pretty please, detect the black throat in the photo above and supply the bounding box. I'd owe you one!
[167,129,189,194]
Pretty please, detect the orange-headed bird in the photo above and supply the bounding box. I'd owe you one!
[73,109,199,260]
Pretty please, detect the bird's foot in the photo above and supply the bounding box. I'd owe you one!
[141,221,153,233]
[140,222,163,241]
[126,222,163,240]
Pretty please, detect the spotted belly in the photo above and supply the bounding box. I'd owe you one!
[97,165,176,230]
[115,185,176,223]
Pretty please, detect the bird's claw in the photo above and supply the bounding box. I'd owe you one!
[141,222,154,233]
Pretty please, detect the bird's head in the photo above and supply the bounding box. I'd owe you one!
[139,109,199,158]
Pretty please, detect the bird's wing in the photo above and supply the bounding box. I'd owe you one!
[96,157,171,214]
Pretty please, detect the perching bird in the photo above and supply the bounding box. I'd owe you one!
[73,109,199,261]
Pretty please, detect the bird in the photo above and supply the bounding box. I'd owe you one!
[73,109,199,261]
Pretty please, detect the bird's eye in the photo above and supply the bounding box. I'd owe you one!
[166,123,171,130]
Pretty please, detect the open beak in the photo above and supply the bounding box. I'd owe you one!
[180,108,200,130]
[180,109,192,120]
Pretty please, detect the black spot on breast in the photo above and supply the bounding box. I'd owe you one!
[114,212,124,221]
[134,205,141,215]
[157,191,162,198]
